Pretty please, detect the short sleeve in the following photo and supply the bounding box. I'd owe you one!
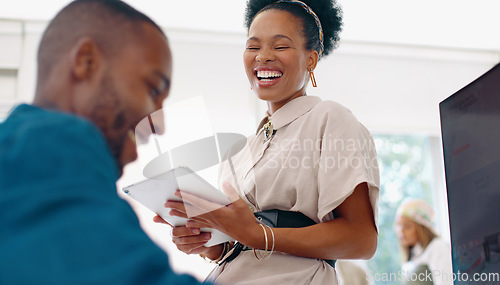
[315,102,380,223]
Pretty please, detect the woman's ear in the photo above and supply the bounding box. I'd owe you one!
[69,37,101,81]
[307,49,319,71]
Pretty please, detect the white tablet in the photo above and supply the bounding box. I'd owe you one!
[122,166,233,247]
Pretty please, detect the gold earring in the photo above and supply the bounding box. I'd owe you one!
[309,69,317,87]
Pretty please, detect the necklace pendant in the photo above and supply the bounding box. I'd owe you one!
[263,120,274,143]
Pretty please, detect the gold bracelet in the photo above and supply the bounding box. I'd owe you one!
[200,242,228,264]
[253,223,269,260]
[265,225,275,259]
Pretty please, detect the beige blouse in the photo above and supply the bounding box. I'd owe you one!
[208,96,380,285]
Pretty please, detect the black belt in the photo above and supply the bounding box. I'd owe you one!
[222,210,336,268]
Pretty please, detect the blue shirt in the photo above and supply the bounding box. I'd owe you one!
[0,104,204,285]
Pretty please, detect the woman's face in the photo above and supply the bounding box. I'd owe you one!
[244,9,318,114]
[395,216,419,247]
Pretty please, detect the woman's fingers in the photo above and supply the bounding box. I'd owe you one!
[172,226,201,237]
[170,226,212,255]
[165,182,241,221]
[178,245,210,255]
[152,215,171,226]
[166,201,211,220]
[177,190,226,217]
[168,208,190,219]
[166,195,215,217]
[162,182,254,240]
[172,232,211,245]
[164,200,186,212]
[164,200,196,219]
[185,219,211,229]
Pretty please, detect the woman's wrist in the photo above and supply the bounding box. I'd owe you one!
[200,243,233,264]
[201,243,223,260]
[241,223,269,250]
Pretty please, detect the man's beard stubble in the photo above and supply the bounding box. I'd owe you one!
[88,73,128,175]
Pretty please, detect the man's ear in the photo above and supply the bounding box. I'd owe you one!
[69,37,101,81]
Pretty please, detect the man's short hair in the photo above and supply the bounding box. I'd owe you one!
[37,0,165,81]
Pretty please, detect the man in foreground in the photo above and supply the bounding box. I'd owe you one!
[0,1,203,284]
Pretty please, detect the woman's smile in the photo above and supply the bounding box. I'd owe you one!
[254,67,284,87]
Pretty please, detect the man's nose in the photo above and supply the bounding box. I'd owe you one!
[134,108,165,145]
[149,108,165,135]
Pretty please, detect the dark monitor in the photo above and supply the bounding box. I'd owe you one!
[440,63,500,283]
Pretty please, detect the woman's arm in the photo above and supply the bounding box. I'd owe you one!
[268,182,377,260]
[166,181,377,261]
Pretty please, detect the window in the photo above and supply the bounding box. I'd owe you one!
[368,134,440,283]
[0,68,18,120]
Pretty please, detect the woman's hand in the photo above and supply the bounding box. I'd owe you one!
[153,215,224,258]
[164,182,263,248]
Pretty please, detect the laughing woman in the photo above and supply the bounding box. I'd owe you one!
[160,0,380,284]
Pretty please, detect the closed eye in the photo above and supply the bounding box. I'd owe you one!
[147,82,161,99]
[150,88,161,98]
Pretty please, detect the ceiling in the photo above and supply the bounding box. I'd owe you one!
[1,0,500,51]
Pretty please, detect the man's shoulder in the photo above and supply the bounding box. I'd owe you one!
[6,104,107,150]
[6,104,102,140]
[0,104,118,183]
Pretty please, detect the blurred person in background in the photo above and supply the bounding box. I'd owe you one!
[395,199,453,285]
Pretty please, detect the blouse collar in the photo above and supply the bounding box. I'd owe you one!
[256,96,321,135]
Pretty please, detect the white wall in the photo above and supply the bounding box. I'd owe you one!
[3,19,498,132]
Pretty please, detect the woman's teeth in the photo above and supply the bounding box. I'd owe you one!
[257,70,283,81]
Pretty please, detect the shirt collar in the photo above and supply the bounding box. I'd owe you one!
[256,96,321,135]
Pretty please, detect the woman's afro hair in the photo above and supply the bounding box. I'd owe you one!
[244,0,343,59]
